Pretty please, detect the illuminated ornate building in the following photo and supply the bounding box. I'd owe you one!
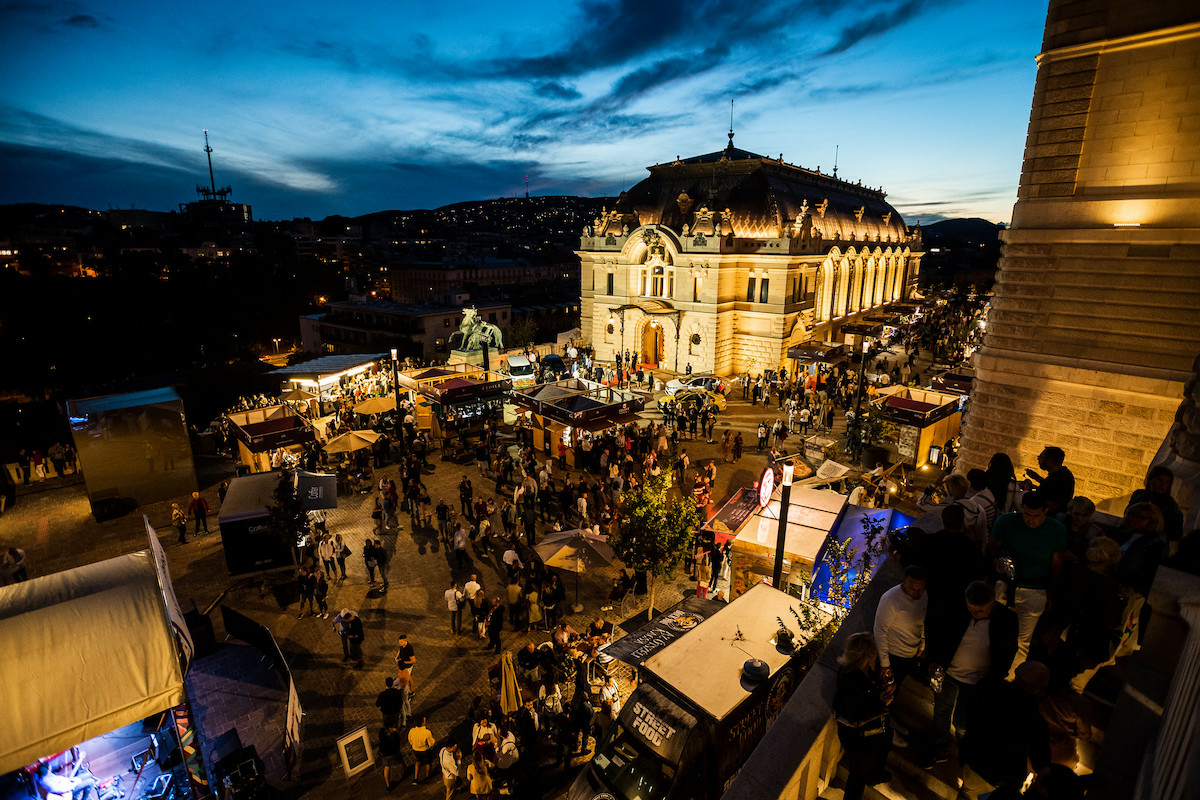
[958,0,1200,510]
[577,139,923,376]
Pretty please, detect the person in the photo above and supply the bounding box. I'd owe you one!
[376,676,405,726]
[872,565,927,719]
[459,476,474,518]
[409,716,437,784]
[446,580,464,635]
[1059,496,1103,560]
[453,524,470,568]
[467,751,493,800]
[296,567,315,618]
[1021,446,1074,515]
[436,498,452,544]
[464,573,484,636]
[599,675,622,716]
[318,534,335,576]
[313,571,329,619]
[363,540,378,585]
[332,608,354,662]
[171,503,187,544]
[517,642,541,684]
[957,661,1052,800]
[379,720,406,791]
[343,609,364,669]
[485,596,505,654]
[34,761,96,800]
[374,538,390,592]
[187,491,209,535]
[334,533,350,580]
[440,742,462,800]
[1128,465,1184,542]
[990,491,1068,673]
[923,580,1018,767]
[832,633,893,800]
[3,547,29,583]
[395,633,416,681]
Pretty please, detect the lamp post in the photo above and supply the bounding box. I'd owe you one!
[772,460,795,590]
[272,337,281,354]
[391,348,403,443]
[850,339,874,463]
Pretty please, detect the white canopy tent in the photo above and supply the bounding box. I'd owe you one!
[0,550,186,773]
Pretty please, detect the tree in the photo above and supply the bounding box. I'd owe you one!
[267,471,308,566]
[505,316,539,349]
[610,472,699,621]
[792,511,890,656]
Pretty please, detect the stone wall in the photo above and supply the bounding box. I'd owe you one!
[958,1,1200,509]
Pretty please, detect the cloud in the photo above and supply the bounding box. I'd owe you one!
[821,0,945,56]
[63,12,97,27]
[281,39,360,71]
[535,82,581,100]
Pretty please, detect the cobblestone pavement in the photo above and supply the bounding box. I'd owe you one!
[0,345,938,800]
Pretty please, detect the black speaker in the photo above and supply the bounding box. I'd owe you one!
[184,609,218,658]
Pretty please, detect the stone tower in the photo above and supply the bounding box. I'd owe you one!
[958,0,1200,511]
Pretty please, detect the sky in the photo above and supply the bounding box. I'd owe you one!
[1,0,1049,224]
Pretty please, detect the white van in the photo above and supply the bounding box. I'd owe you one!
[503,354,537,388]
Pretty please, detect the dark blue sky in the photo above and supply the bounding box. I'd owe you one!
[1,0,1047,222]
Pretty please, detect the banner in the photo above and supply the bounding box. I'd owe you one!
[145,515,195,671]
[601,596,724,667]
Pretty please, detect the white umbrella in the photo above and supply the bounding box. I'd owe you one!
[323,429,382,454]
[355,396,397,415]
[534,529,615,612]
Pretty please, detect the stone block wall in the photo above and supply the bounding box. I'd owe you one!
[958,0,1200,511]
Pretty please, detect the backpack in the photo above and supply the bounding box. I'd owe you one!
[497,738,519,769]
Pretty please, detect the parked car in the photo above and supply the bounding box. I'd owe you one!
[540,353,569,381]
[664,374,727,396]
[657,387,727,412]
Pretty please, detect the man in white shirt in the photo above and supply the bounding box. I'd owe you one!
[34,762,95,800]
[873,565,928,691]
[445,580,464,635]
[439,743,461,800]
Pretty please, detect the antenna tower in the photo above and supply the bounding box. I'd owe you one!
[197,129,233,202]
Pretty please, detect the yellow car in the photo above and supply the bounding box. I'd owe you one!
[657,387,727,413]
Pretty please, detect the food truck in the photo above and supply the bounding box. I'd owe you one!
[572,584,831,800]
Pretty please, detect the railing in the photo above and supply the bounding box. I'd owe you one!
[722,557,905,800]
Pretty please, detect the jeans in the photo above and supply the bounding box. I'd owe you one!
[931,676,978,754]
[1011,587,1047,675]
[378,562,390,589]
[450,608,462,634]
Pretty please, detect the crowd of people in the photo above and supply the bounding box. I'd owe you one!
[833,442,1198,800]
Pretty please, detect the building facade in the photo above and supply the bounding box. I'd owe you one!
[578,140,923,377]
[957,0,1200,510]
[304,299,512,360]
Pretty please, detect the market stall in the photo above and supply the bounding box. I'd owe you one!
[0,523,209,798]
[872,386,962,468]
[269,353,389,401]
[216,470,338,576]
[510,378,645,469]
[397,365,512,457]
[227,404,315,474]
[729,484,848,599]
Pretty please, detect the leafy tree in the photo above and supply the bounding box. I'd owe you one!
[792,511,890,655]
[610,471,699,621]
[505,316,539,349]
[266,471,308,566]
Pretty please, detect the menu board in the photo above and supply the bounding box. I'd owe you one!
[897,425,920,462]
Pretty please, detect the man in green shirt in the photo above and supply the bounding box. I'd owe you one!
[990,491,1067,675]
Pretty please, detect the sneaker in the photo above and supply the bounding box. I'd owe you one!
[298,612,305,619]
[600,605,612,611]
[411,781,419,787]
[322,612,329,619]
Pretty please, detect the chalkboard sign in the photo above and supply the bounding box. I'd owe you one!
[704,487,760,542]
[337,726,375,778]
[897,425,920,463]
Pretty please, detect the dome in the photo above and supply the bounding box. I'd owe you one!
[609,141,910,245]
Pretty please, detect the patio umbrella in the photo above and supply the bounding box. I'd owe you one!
[323,429,382,454]
[354,395,396,415]
[280,387,318,403]
[534,529,615,613]
[499,651,521,716]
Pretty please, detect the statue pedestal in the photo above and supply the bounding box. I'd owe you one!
[448,348,500,367]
